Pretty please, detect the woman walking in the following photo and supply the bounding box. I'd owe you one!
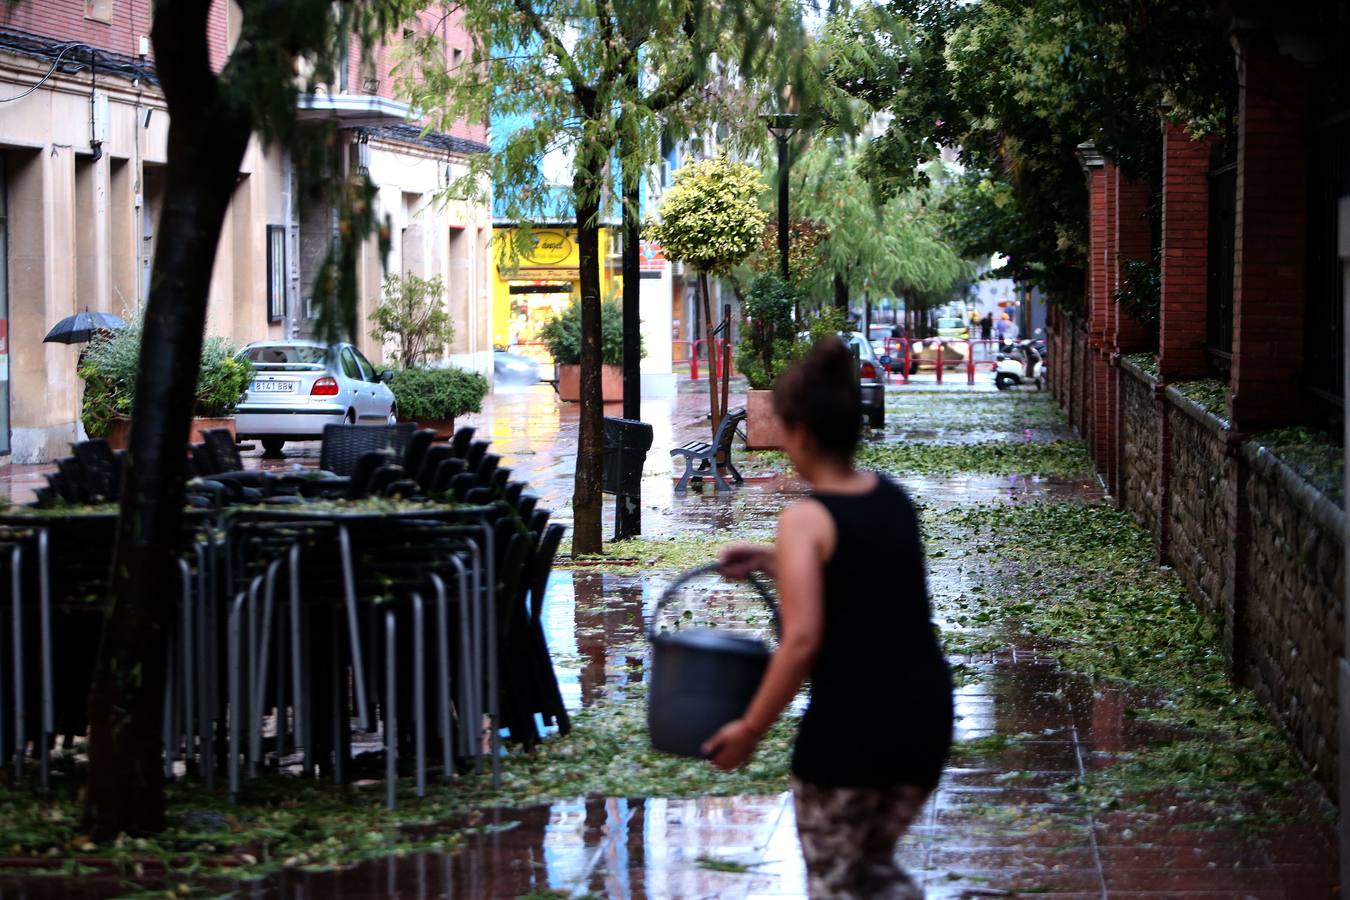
[705,339,953,899]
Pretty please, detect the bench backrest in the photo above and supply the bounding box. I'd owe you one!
[714,406,747,455]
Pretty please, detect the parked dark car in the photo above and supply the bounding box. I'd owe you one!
[846,332,887,429]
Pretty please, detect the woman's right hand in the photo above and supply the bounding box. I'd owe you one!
[718,543,773,580]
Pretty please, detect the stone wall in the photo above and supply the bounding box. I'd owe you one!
[1120,363,1161,539]
[1243,445,1346,791]
[1165,388,1235,630]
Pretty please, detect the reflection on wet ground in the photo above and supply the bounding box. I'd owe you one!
[0,381,1336,898]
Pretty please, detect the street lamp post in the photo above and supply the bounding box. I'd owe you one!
[762,114,802,309]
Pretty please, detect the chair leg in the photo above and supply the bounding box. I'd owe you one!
[412,593,426,799]
[385,609,398,811]
[674,456,694,494]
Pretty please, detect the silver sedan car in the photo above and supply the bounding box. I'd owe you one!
[234,340,397,455]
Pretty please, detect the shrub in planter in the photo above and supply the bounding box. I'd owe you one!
[736,273,798,391]
[386,366,489,434]
[536,297,630,366]
[736,274,800,449]
[537,298,641,401]
[79,319,252,440]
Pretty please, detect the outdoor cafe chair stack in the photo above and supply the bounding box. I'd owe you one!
[1,422,575,809]
[222,506,501,808]
[0,511,214,787]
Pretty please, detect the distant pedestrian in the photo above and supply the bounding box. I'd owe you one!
[1004,318,1020,343]
[707,339,953,900]
[995,313,1011,343]
[980,313,993,341]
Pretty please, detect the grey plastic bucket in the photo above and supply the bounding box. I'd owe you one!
[647,563,778,758]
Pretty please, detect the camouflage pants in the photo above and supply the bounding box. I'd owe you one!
[791,776,929,899]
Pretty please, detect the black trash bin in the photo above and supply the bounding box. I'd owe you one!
[602,417,653,496]
[603,417,653,539]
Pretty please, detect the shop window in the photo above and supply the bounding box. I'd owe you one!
[266,225,286,322]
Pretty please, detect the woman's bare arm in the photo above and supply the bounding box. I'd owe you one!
[704,500,834,769]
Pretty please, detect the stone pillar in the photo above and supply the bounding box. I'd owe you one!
[1158,121,1212,382]
[1228,35,1309,432]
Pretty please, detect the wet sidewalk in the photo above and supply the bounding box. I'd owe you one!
[0,379,1336,899]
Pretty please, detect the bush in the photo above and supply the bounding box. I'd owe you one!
[736,273,799,390]
[79,319,252,437]
[386,366,489,422]
[537,298,638,366]
[368,272,455,369]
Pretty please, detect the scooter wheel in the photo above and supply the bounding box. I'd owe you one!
[995,373,1017,391]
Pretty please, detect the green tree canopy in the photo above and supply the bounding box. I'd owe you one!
[824,0,1237,304]
[646,155,769,274]
[791,142,967,308]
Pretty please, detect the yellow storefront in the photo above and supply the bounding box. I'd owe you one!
[492,226,621,362]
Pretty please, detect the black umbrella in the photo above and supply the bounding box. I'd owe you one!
[43,311,128,344]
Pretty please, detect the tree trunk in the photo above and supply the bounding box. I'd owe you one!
[700,271,721,436]
[833,272,848,311]
[85,0,252,838]
[620,143,642,423]
[571,189,605,554]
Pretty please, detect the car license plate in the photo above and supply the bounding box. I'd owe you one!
[253,380,294,393]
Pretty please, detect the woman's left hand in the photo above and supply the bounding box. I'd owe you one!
[702,719,761,771]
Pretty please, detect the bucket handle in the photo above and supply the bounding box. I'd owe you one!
[647,562,779,642]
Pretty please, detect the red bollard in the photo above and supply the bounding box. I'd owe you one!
[967,340,975,386]
[935,340,943,384]
[691,339,701,381]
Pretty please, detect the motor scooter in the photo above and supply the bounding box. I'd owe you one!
[994,339,1047,391]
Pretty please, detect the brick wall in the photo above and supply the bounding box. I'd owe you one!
[1228,37,1309,431]
[1158,122,1212,381]
[1,1,486,145]
[0,0,148,59]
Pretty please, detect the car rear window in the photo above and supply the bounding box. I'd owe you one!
[242,345,327,366]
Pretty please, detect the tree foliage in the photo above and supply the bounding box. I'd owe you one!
[645,155,769,275]
[826,0,1237,305]
[791,142,967,309]
[401,0,808,553]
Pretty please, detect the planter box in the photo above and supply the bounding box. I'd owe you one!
[745,389,788,450]
[103,416,236,451]
[557,364,624,403]
[405,416,455,439]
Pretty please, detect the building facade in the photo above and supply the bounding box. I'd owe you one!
[0,1,492,463]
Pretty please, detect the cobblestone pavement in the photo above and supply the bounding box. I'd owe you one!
[0,378,1336,899]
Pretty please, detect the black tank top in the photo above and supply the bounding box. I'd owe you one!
[790,474,953,788]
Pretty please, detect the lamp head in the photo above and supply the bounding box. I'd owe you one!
[761,113,802,139]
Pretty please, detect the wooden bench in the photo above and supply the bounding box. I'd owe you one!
[671,406,747,493]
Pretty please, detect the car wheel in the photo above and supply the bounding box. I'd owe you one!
[867,406,884,429]
[261,437,285,457]
[995,373,1017,391]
